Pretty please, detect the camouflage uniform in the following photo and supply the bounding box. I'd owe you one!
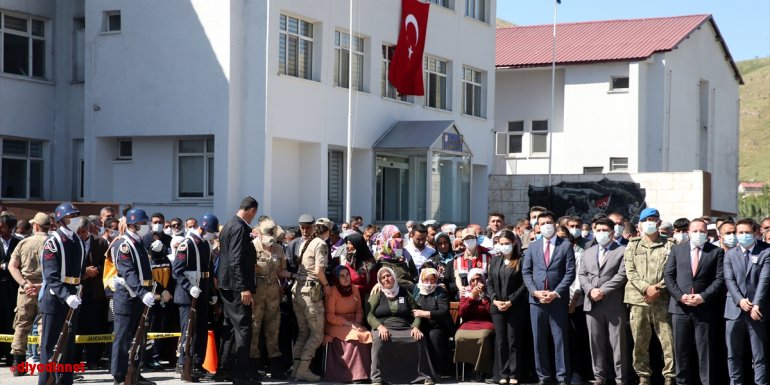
[292,236,327,361]
[250,237,285,358]
[624,236,676,382]
[10,232,47,356]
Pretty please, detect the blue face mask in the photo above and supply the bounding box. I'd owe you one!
[737,233,755,248]
[535,234,543,241]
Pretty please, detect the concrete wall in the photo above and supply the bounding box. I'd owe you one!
[489,171,709,223]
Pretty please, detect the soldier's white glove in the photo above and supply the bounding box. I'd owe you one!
[65,295,82,309]
[142,292,155,307]
[150,240,164,253]
[190,286,202,299]
[161,290,173,303]
[209,296,218,305]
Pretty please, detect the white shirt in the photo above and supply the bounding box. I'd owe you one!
[542,235,557,257]
[1,237,10,255]
[405,242,435,269]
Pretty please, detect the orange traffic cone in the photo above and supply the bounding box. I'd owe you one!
[202,330,218,374]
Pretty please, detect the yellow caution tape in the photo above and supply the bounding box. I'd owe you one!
[0,333,180,344]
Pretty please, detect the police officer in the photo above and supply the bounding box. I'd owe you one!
[173,213,219,382]
[623,208,676,385]
[291,215,331,382]
[111,208,157,385]
[38,204,86,385]
[250,220,291,380]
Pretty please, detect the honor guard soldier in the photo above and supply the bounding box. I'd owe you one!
[39,203,87,385]
[111,208,157,385]
[173,213,219,381]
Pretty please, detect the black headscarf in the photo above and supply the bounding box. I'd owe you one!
[345,232,375,269]
[334,265,353,297]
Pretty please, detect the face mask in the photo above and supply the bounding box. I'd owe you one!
[535,233,543,241]
[463,239,477,250]
[568,228,581,239]
[497,244,513,255]
[137,224,151,238]
[203,232,216,241]
[110,230,119,238]
[163,228,173,236]
[641,222,658,235]
[173,228,184,236]
[690,232,707,247]
[581,230,590,239]
[722,234,737,248]
[594,231,612,246]
[98,227,106,236]
[521,229,531,238]
[68,217,83,232]
[737,234,755,248]
[673,233,689,243]
[613,225,624,238]
[152,223,163,233]
[540,224,555,239]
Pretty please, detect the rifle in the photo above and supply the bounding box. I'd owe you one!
[46,286,82,385]
[126,282,157,385]
[181,279,199,382]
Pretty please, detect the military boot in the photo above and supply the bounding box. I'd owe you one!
[293,360,320,382]
[12,355,26,376]
[270,358,286,380]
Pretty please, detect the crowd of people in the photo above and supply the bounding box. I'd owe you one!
[0,198,769,385]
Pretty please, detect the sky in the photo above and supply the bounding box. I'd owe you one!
[496,0,770,62]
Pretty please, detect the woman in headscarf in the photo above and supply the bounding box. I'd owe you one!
[413,268,451,378]
[324,265,372,383]
[343,232,377,298]
[487,230,528,385]
[367,267,436,385]
[454,268,495,381]
[424,232,458,300]
[375,228,418,292]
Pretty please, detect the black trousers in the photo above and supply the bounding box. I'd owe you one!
[568,306,592,381]
[422,326,448,375]
[672,312,713,385]
[218,289,252,381]
[491,308,525,381]
[111,301,144,381]
[179,300,209,366]
[76,297,109,365]
[0,280,18,363]
[38,310,79,385]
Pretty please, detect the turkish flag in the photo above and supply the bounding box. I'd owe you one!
[388,0,430,96]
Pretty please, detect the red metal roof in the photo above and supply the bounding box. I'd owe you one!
[496,14,742,83]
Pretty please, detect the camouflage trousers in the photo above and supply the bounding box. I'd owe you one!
[250,280,281,358]
[11,290,38,355]
[292,283,324,361]
[629,303,676,380]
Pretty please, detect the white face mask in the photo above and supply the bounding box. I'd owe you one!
[568,228,581,239]
[173,228,184,236]
[203,232,216,241]
[98,227,106,236]
[152,223,163,233]
[674,232,689,243]
[163,227,173,237]
[463,239,477,250]
[67,217,83,232]
[540,224,556,239]
[641,222,658,235]
[581,230,590,239]
[690,232,708,247]
[137,224,151,238]
[497,244,513,255]
[594,231,612,246]
[722,234,737,248]
[613,224,624,238]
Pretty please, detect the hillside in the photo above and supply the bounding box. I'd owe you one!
[738,57,770,183]
[496,18,515,28]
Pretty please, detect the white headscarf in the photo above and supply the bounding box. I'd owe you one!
[417,268,439,295]
[378,266,400,299]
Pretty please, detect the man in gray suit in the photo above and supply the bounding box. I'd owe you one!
[724,219,770,385]
[664,218,725,385]
[579,217,629,385]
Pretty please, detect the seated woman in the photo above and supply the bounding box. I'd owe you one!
[413,268,451,377]
[454,268,495,380]
[376,234,418,292]
[368,267,436,385]
[324,266,373,383]
[424,232,458,300]
[342,232,378,300]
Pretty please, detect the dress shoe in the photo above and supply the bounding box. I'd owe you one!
[137,374,157,385]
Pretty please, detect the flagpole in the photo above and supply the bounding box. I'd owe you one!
[547,0,558,187]
[345,0,354,224]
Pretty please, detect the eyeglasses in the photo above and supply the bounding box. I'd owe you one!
[171,223,182,228]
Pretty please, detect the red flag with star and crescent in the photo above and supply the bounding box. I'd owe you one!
[388,0,430,96]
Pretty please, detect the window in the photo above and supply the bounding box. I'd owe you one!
[583,167,603,174]
[465,0,487,22]
[609,157,628,171]
[1,138,43,199]
[462,67,484,118]
[428,0,452,9]
[1,12,46,78]
[279,14,313,80]
[328,150,344,223]
[424,56,449,110]
[72,17,85,82]
[177,138,214,198]
[495,120,550,156]
[334,31,364,91]
[381,44,412,102]
[116,139,132,160]
[610,76,629,91]
[102,11,121,32]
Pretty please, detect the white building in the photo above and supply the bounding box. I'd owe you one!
[1,0,497,226]
[493,15,742,216]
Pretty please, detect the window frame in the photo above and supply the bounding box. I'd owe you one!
[464,0,487,22]
[1,11,47,79]
[116,138,132,161]
[278,13,315,81]
[0,137,44,200]
[102,10,121,33]
[428,0,453,10]
[381,43,413,103]
[424,55,450,111]
[609,76,629,92]
[334,30,365,91]
[496,119,550,157]
[609,157,629,172]
[176,138,215,200]
[461,66,485,118]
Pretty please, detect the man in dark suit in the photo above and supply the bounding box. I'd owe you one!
[0,213,20,365]
[523,210,576,385]
[578,217,629,385]
[77,217,110,369]
[216,197,259,385]
[724,219,770,385]
[664,218,725,385]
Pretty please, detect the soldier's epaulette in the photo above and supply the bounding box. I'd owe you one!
[628,236,642,243]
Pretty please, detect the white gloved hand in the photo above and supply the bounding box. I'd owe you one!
[161,289,173,303]
[209,296,218,305]
[142,292,155,307]
[150,240,164,253]
[65,295,82,309]
[190,286,202,299]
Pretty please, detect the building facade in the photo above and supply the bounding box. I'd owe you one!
[1,0,497,226]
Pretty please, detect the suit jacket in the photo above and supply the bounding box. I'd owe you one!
[578,242,628,312]
[664,241,724,315]
[522,236,576,303]
[0,236,21,282]
[216,215,256,293]
[486,255,528,313]
[82,236,108,301]
[723,241,770,320]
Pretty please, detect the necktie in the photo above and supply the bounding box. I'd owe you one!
[598,247,606,266]
[692,247,700,276]
[745,249,751,271]
[544,240,551,266]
